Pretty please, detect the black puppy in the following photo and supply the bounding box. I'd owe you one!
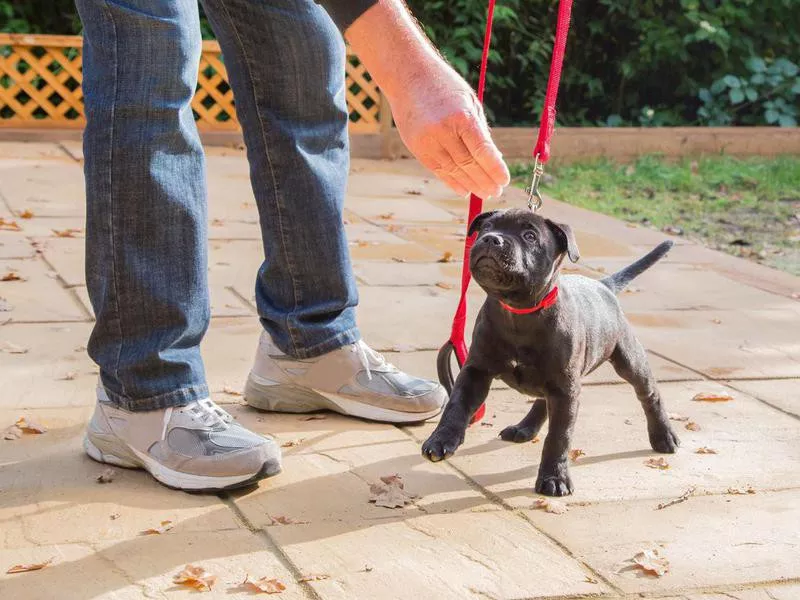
[422,209,680,496]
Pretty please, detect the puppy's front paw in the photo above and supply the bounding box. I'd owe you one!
[649,422,680,454]
[535,466,574,497]
[500,424,539,443]
[422,429,464,462]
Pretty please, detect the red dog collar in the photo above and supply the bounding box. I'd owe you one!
[499,286,559,315]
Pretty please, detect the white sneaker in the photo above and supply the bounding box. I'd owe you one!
[244,333,446,423]
[84,387,281,491]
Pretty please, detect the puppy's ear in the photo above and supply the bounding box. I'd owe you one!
[468,211,500,238]
[545,219,580,262]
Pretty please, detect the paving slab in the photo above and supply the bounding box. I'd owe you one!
[0,161,86,218]
[0,141,70,160]
[726,379,800,419]
[0,230,37,259]
[346,195,458,223]
[684,585,800,599]
[524,489,800,594]
[0,257,88,322]
[405,381,800,507]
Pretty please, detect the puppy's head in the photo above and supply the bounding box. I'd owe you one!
[468,209,579,303]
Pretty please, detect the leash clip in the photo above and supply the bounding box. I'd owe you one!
[525,154,545,212]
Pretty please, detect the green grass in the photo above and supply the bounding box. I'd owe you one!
[510,155,800,275]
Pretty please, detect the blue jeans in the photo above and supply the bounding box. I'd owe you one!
[76,0,360,411]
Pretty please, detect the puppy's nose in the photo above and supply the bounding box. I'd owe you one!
[481,233,504,247]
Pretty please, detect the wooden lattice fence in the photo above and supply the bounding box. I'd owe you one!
[0,33,389,134]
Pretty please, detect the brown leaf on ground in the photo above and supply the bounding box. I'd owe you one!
[692,392,733,403]
[404,188,423,196]
[437,251,453,263]
[301,414,327,421]
[1,271,24,282]
[1,341,29,354]
[435,282,454,290]
[727,486,756,495]
[211,218,224,226]
[268,515,309,526]
[620,549,669,577]
[141,520,174,535]
[568,449,586,462]
[222,386,242,396]
[533,498,568,514]
[667,412,689,422]
[173,564,217,591]
[531,435,541,443]
[0,218,22,231]
[19,210,34,219]
[297,574,330,583]
[60,371,77,381]
[280,439,304,448]
[378,212,395,220]
[685,421,701,431]
[96,468,116,483]
[356,240,369,247]
[242,576,286,594]
[6,557,54,574]
[369,474,419,509]
[644,457,670,470]
[696,447,717,454]
[15,417,47,434]
[391,257,406,263]
[51,228,83,238]
[387,224,402,233]
[110,513,120,520]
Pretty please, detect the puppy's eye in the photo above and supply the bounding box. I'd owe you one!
[523,230,537,243]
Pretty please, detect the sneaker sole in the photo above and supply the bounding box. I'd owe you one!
[244,373,444,424]
[84,435,281,492]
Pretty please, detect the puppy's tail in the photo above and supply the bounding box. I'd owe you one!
[601,240,673,294]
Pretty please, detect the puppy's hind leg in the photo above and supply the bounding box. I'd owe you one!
[610,328,680,453]
[500,399,547,443]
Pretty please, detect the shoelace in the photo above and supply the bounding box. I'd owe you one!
[351,340,396,381]
[190,398,233,427]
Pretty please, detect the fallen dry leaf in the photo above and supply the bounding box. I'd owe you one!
[435,282,454,290]
[301,415,327,421]
[391,257,406,263]
[696,447,717,454]
[15,417,47,434]
[712,318,722,325]
[356,240,369,247]
[60,371,77,381]
[667,412,689,422]
[6,557,54,574]
[437,251,453,263]
[620,549,669,577]
[656,486,695,510]
[404,188,422,196]
[297,574,330,583]
[378,212,395,220]
[692,392,733,403]
[19,210,34,219]
[1,271,24,282]
[685,421,701,432]
[644,457,670,470]
[531,435,541,443]
[369,474,419,509]
[96,468,116,483]
[0,218,22,231]
[242,576,286,594]
[533,498,568,514]
[110,513,120,520]
[568,449,586,462]
[268,515,308,526]
[480,421,493,427]
[727,486,756,495]
[222,386,242,396]
[141,520,174,535]
[174,564,217,591]
[280,439,304,448]
[1,341,29,354]
[51,228,83,238]
[211,218,224,226]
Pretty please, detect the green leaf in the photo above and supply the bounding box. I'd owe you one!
[750,73,766,86]
[746,57,767,73]
[723,75,741,88]
[765,109,780,124]
[710,79,727,94]
[729,88,744,104]
[778,115,797,127]
[792,80,800,95]
[698,88,712,103]
[744,88,758,102]
[606,114,623,127]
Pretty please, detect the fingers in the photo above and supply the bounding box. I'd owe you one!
[417,146,470,197]
[458,117,510,190]
[440,125,503,200]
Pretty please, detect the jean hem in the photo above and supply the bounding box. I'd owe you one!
[102,383,209,411]
[281,327,361,359]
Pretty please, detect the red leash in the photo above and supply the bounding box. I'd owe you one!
[436,0,573,424]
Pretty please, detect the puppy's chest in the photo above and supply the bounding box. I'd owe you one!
[498,359,550,396]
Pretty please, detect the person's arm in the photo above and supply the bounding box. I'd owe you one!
[329,0,509,199]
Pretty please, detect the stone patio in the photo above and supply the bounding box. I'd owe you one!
[1,140,798,600]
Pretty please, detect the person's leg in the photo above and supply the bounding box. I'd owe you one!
[199,0,446,422]
[77,0,280,490]
[200,0,359,358]
[78,0,208,408]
